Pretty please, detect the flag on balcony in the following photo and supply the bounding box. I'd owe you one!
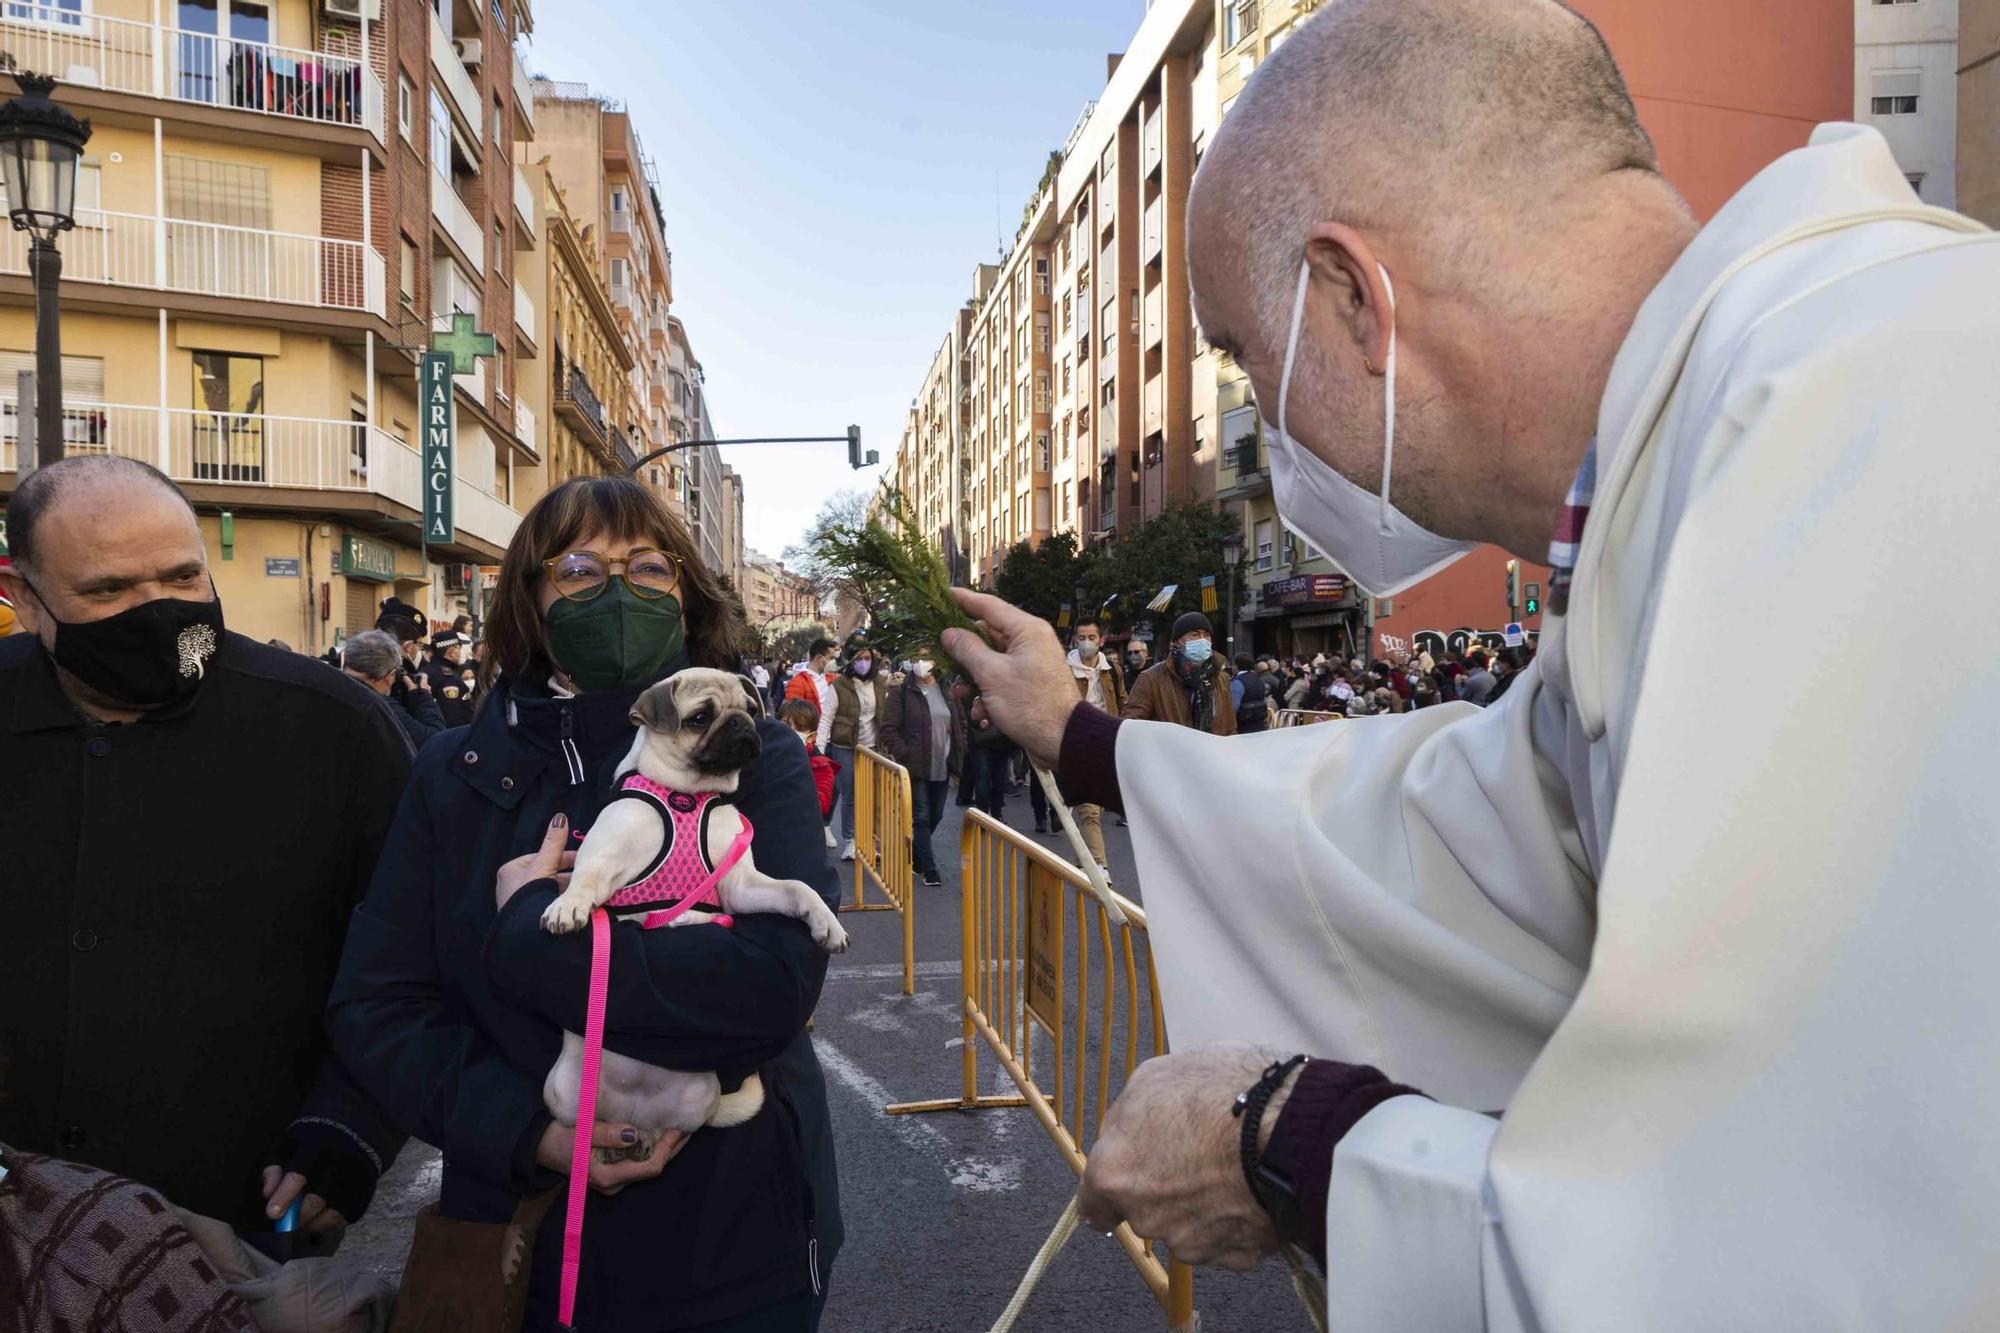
[1146,584,1178,613]
[1098,593,1118,622]
[1200,575,1218,613]
[1056,601,1073,630]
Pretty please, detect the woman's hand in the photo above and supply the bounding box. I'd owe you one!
[536,1119,690,1195]
[497,813,574,911]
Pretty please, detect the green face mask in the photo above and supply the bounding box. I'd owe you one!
[544,584,686,693]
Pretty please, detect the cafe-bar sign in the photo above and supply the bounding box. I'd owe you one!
[420,352,454,545]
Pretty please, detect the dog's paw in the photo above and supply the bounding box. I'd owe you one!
[813,914,850,954]
[541,895,595,934]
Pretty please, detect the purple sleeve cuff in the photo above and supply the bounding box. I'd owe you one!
[1278,1061,1427,1268]
[1056,703,1124,813]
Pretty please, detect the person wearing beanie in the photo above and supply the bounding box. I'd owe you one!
[1120,610,1235,737]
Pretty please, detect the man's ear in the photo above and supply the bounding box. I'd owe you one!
[737,674,764,718]
[630,680,680,732]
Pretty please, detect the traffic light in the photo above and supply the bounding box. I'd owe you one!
[846,424,878,470]
[1524,581,1542,616]
[1504,559,1519,609]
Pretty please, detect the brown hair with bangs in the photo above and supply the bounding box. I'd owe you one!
[478,474,743,695]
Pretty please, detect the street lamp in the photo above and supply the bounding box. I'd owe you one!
[1220,527,1244,658]
[0,73,90,469]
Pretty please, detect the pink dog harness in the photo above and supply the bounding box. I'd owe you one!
[557,777,754,1329]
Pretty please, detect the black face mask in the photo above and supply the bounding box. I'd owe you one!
[30,581,226,710]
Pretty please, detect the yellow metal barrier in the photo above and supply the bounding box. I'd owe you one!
[889,810,1196,1329]
[849,745,916,996]
[1275,708,1344,727]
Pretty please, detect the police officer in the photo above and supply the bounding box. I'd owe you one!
[423,631,475,727]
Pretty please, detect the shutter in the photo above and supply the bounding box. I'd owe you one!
[345,580,376,639]
[0,350,104,401]
[1871,70,1921,99]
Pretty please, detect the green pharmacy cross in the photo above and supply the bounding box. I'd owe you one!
[430,312,496,374]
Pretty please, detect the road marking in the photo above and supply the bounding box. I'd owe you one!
[813,1036,1022,1193]
[825,960,962,983]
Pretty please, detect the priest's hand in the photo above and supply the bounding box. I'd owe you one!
[1076,1043,1292,1272]
[944,589,1078,770]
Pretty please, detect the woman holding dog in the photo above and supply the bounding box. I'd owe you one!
[329,475,841,1332]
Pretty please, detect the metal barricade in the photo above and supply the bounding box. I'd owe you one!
[1275,708,1345,727]
[849,745,916,996]
[888,811,1196,1329]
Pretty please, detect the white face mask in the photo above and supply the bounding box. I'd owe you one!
[913,659,934,679]
[1267,258,1474,597]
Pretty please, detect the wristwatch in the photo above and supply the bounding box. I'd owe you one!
[1232,1055,1309,1248]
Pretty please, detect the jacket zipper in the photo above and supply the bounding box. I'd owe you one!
[558,704,584,786]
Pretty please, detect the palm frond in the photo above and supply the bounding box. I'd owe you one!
[812,491,979,676]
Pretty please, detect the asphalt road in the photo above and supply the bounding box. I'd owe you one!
[348,779,1311,1331]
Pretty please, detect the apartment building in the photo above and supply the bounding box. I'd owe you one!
[515,157,631,491]
[1958,0,1999,222]
[1857,0,1958,206]
[913,291,979,581]
[665,314,725,578]
[741,548,821,636]
[528,79,680,505]
[0,0,539,649]
[717,459,744,593]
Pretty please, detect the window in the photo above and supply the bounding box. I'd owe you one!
[492,100,504,147]
[0,349,104,446]
[5,0,85,29]
[429,90,452,176]
[398,75,413,141]
[398,236,417,307]
[1872,0,1920,5]
[349,399,368,474]
[1193,414,1206,458]
[1035,373,1049,414]
[190,351,266,481]
[1254,518,1274,573]
[1870,70,1920,116]
[1100,142,1115,178]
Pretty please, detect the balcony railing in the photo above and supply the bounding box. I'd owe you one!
[511,45,536,134]
[513,395,537,456]
[556,365,607,444]
[0,7,384,141]
[430,171,482,265]
[512,163,537,243]
[0,208,382,314]
[610,425,638,470]
[0,404,520,548]
[427,5,482,143]
[513,281,536,347]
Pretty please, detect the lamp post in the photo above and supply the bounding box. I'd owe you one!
[1220,527,1244,659]
[0,74,90,469]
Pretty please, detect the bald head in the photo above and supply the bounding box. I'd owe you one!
[1193,0,1659,346]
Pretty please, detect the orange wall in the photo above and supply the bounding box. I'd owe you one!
[1373,0,1852,658]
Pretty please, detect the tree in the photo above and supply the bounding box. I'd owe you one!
[1080,503,1245,637]
[784,489,876,610]
[993,531,1095,626]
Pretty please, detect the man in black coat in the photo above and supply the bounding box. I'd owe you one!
[421,629,476,728]
[0,456,407,1235]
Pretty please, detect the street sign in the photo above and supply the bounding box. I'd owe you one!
[265,557,300,577]
[430,311,496,375]
[341,535,398,582]
[420,352,455,545]
[1504,622,1525,648]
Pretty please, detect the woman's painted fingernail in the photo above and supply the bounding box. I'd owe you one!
[552,813,567,828]
[620,1128,637,1144]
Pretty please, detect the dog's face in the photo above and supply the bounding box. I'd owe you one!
[630,667,765,777]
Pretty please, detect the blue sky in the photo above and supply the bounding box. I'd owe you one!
[529,1,1148,559]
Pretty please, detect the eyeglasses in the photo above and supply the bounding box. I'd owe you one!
[540,548,682,602]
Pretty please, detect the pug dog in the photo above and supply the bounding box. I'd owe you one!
[541,667,848,1144]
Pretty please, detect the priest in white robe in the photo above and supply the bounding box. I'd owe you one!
[944,0,2000,1327]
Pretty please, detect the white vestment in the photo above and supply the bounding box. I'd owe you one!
[1123,125,2000,1331]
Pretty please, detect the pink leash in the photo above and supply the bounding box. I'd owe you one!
[556,820,754,1330]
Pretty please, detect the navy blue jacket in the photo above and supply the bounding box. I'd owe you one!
[327,675,842,1330]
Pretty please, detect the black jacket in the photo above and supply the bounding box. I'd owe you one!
[387,675,446,747]
[327,674,843,1330]
[420,657,475,728]
[878,675,961,781]
[0,631,408,1229]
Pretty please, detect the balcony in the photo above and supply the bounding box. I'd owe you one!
[513,281,537,352]
[556,364,608,448]
[0,7,384,142]
[0,404,520,550]
[512,164,537,246]
[430,171,482,268]
[1218,436,1270,502]
[428,5,482,144]
[511,45,536,136]
[0,208,383,315]
[609,425,639,471]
